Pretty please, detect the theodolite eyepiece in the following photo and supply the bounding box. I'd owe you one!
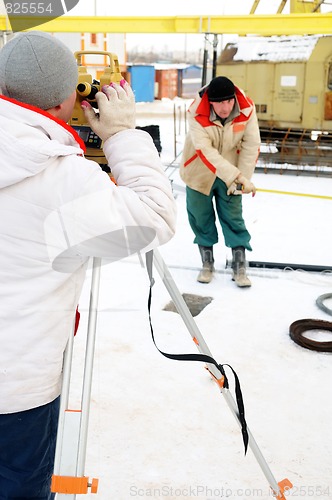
[76,82,99,100]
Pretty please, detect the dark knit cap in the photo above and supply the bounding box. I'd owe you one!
[0,31,78,110]
[207,76,235,102]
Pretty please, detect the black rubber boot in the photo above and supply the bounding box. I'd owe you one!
[231,246,251,287]
[197,246,215,283]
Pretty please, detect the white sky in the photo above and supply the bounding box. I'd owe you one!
[70,0,285,16]
[66,0,331,52]
[66,0,286,52]
[1,0,330,52]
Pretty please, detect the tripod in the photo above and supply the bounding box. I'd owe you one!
[51,258,101,498]
[51,251,293,499]
[149,249,292,499]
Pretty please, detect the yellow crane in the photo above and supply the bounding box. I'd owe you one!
[0,0,332,35]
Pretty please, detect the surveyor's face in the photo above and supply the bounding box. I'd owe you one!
[211,98,235,119]
[58,90,77,123]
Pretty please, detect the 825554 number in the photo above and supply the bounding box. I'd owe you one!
[5,3,53,14]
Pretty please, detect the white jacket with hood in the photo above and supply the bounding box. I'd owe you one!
[0,96,176,414]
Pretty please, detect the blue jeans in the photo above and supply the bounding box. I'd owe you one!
[0,397,60,499]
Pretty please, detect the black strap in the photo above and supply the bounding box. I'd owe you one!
[145,251,249,454]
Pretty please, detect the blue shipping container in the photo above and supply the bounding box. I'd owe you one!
[178,65,203,99]
[127,65,155,102]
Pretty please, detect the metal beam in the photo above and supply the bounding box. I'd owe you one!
[250,0,261,14]
[0,13,332,35]
[289,0,322,12]
[277,0,289,13]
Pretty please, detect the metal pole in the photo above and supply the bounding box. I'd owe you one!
[212,34,219,79]
[152,248,292,500]
[201,33,209,87]
[53,321,76,476]
[52,257,101,497]
[77,257,102,475]
[173,102,177,159]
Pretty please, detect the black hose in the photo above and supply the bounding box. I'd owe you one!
[248,261,332,273]
[289,319,332,353]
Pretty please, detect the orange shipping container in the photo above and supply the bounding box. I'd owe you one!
[155,69,178,100]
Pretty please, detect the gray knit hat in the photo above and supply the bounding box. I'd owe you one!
[0,31,78,110]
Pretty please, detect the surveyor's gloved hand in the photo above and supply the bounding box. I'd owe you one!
[81,80,136,142]
[227,174,256,196]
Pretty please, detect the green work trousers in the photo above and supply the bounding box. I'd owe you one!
[186,177,252,250]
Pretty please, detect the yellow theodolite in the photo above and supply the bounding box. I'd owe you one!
[70,51,122,167]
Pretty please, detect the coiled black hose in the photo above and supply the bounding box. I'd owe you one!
[289,318,332,353]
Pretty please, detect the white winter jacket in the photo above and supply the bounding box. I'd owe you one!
[0,96,176,413]
[180,86,261,195]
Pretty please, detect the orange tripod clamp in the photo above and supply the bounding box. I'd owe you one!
[51,475,99,494]
[272,478,293,499]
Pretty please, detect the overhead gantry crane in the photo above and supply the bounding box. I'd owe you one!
[0,0,331,35]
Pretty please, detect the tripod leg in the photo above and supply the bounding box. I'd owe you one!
[52,257,101,498]
[77,257,101,477]
[151,249,292,500]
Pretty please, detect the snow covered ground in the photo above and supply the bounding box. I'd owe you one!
[64,99,332,500]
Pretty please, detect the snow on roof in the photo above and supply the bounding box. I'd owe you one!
[223,35,322,62]
[127,63,202,70]
[154,63,202,70]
